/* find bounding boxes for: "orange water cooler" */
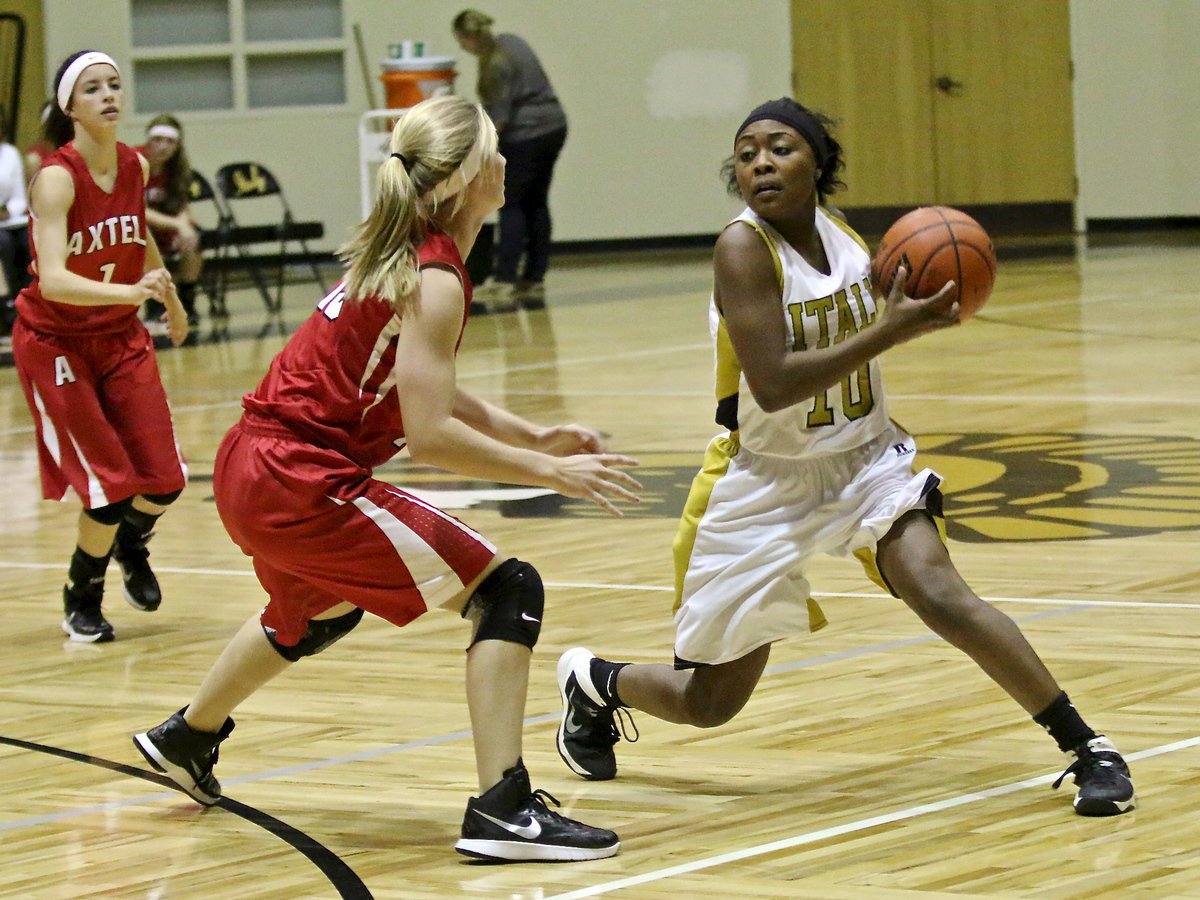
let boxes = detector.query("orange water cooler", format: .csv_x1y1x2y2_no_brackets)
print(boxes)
380,56,457,109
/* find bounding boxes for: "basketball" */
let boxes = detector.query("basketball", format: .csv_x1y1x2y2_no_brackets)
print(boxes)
870,206,998,319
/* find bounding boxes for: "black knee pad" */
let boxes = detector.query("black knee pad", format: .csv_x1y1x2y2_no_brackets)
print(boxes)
82,497,134,526
262,607,365,662
141,488,183,507
464,558,544,650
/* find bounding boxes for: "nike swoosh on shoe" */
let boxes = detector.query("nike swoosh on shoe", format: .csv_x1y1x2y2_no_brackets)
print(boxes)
474,809,543,840
563,708,585,735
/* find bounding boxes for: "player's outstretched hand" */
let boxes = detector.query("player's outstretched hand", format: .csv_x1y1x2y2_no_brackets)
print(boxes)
163,285,190,347
551,453,642,517
879,265,960,346
536,423,608,457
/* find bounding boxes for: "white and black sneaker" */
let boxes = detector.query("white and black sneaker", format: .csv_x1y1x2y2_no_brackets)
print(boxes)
456,760,620,862
133,708,235,806
1053,735,1135,816
62,587,114,643
114,522,161,612
556,647,637,781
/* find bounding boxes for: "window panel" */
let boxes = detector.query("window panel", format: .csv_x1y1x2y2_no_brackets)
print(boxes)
247,52,345,108
130,0,345,111
245,0,342,41
134,58,233,112
131,0,229,47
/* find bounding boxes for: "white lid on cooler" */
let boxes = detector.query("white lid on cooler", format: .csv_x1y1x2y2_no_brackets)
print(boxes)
380,56,456,72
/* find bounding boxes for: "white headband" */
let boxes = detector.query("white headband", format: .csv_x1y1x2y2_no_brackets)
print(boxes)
57,52,120,112
147,123,181,141
430,137,485,203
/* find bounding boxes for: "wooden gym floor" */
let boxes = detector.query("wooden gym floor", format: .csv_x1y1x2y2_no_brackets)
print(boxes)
1,233,1198,898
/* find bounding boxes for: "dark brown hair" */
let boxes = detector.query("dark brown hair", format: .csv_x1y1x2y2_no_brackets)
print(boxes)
43,49,100,149
144,114,192,216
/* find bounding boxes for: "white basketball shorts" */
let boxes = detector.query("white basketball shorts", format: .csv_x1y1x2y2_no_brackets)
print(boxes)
672,422,942,667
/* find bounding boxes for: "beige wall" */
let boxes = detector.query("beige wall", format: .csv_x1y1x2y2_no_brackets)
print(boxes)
41,0,793,249
35,0,1200,245
1070,0,1200,222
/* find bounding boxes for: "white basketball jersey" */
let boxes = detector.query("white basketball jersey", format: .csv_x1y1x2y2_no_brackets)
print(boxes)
710,206,890,458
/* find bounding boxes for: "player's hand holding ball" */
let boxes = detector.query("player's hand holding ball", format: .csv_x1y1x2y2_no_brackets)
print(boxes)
871,206,997,321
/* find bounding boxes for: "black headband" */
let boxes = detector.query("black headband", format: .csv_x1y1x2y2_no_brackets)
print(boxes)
735,99,829,167
391,151,413,172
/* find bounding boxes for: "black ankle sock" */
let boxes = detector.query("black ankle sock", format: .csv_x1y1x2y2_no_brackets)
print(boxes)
589,659,629,708
1033,691,1096,753
66,547,111,601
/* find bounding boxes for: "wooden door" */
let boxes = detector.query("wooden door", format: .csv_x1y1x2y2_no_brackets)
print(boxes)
791,0,934,208
1,0,47,151
929,0,1075,204
790,0,1075,211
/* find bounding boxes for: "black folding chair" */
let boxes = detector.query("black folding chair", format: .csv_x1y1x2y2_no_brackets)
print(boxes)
214,161,328,312
188,170,235,317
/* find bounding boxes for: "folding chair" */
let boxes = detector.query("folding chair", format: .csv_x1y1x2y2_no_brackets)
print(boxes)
214,161,328,312
188,170,235,317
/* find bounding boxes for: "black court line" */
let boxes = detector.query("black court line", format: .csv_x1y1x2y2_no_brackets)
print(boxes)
0,734,372,900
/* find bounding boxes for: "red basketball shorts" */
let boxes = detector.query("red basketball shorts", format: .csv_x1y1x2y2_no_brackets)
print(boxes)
214,419,497,646
11,317,187,507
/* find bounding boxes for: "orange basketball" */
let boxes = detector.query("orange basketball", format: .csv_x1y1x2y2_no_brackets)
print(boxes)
870,206,997,320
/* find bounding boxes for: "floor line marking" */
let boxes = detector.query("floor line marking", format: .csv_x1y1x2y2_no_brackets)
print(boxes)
546,737,1200,900
3,563,1199,609
0,601,1118,833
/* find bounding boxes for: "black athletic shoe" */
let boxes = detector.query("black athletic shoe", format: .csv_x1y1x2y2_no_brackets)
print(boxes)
456,760,620,862
133,708,235,806
556,647,637,781
1053,735,1136,816
61,588,114,643
114,523,161,612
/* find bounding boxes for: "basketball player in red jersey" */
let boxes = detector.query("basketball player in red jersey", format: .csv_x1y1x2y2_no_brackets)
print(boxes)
139,114,203,327
134,95,640,862
11,50,190,644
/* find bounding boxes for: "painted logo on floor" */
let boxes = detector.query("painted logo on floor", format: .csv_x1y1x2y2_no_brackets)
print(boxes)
305,433,1200,542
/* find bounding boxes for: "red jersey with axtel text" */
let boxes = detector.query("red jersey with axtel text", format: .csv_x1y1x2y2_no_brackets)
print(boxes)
241,230,473,471
16,142,148,335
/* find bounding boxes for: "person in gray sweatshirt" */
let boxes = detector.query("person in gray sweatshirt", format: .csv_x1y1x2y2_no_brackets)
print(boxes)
454,9,567,311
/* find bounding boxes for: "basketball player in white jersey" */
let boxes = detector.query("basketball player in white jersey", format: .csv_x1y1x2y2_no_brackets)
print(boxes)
555,97,1135,818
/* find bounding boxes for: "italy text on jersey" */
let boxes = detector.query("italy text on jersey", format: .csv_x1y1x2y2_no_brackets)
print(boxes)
785,279,878,428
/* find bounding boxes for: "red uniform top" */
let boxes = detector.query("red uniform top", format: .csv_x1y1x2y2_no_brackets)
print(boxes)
16,142,148,336
242,230,473,471
140,155,170,213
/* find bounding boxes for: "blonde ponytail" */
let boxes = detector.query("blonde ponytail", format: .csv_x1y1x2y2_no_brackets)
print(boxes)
337,95,497,316
338,157,423,309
